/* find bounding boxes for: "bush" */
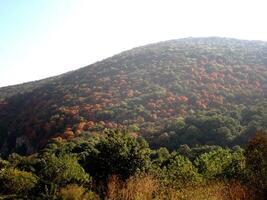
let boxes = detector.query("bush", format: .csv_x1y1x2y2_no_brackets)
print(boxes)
59,184,100,200
0,168,38,195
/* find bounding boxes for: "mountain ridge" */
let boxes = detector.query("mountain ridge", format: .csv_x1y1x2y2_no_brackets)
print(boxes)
1,37,266,93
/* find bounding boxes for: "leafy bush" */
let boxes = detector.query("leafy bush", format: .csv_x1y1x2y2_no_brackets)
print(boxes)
0,168,38,195
59,184,100,200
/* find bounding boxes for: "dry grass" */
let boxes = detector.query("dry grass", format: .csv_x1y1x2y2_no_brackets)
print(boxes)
164,181,252,200
105,174,254,200
106,174,158,200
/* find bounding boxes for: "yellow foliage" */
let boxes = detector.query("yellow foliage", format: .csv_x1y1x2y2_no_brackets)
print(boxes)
105,174,252,200
60,184,100,200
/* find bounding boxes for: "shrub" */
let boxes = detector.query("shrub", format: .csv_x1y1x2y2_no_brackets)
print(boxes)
59,184,100,200
0,168,38,195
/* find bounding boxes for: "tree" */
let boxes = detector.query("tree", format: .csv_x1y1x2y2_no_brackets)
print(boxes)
151,147,171,167
164,155,201,186
195,147,244,179
245,132,267,197
223,146,245,178
39,154,91,187
82,129,151,182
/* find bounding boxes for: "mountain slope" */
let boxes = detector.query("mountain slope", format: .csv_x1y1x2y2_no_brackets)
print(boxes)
0,37,267,155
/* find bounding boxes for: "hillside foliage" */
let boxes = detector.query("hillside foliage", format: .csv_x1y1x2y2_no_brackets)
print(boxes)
0,37,266,155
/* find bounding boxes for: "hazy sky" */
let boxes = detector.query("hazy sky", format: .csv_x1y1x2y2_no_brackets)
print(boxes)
0,0,267,87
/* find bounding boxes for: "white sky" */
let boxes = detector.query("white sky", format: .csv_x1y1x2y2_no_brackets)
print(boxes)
0,0,267,87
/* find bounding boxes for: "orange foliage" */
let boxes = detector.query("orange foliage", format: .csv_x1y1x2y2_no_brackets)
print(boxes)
127,90,134,97
85,121,95,129
167,96,176,103
178,96,188,102
76,122,86,131
64,130,75,139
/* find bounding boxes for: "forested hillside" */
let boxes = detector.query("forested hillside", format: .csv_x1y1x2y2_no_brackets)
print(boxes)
0,37,267,155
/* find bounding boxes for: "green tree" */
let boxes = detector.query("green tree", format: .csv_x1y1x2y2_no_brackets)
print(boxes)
151,147,171,168
224,146,245,178
195,147,244,179
164,155,201,186
39,154,91,187
83,129,151,182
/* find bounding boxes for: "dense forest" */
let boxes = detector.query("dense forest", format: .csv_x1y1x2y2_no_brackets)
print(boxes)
0,37,266,155
0,37,267,199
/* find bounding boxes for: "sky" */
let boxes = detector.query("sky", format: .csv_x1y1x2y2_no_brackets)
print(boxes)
0,0,267,87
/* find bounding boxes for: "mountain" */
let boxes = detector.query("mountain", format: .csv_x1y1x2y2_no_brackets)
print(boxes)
0,37,267,155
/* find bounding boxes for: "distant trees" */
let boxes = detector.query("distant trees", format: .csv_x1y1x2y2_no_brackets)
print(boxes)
153,112,244,149
184,114,241,146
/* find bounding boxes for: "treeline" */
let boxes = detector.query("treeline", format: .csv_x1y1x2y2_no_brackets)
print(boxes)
0,129,266,200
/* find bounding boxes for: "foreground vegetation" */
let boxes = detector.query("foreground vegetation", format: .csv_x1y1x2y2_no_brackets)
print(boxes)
0,130,266,200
